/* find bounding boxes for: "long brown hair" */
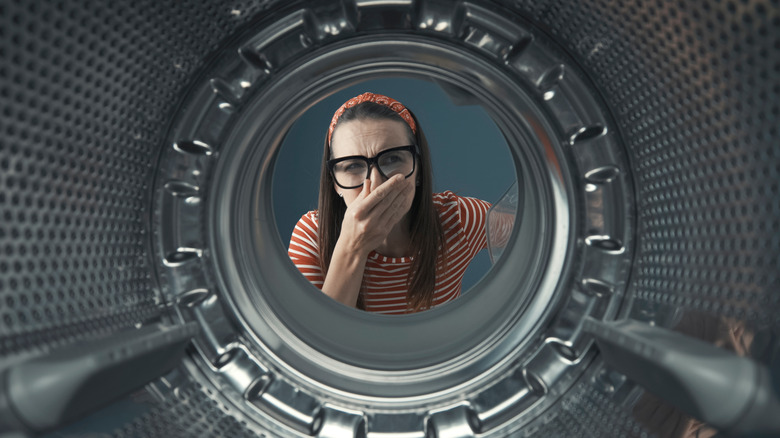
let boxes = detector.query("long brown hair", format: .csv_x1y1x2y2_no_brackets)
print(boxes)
317,101,445,312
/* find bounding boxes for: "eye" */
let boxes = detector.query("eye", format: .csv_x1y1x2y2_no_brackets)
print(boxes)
380,151,407,164
342,161,366,173
383,153,401,163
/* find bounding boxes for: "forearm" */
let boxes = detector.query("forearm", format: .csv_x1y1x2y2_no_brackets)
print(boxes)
321,239,370,307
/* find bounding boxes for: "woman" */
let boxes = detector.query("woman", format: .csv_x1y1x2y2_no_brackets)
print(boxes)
288,92,491,314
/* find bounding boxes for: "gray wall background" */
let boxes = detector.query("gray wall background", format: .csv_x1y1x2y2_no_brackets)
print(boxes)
273,78,515,291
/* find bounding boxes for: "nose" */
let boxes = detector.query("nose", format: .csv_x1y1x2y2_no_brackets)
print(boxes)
368,164,385,183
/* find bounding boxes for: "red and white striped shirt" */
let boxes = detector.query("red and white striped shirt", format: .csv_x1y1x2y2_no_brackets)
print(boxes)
288,191,491,314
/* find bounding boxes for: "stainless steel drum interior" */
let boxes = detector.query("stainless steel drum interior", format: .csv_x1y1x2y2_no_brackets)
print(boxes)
0,1,778,438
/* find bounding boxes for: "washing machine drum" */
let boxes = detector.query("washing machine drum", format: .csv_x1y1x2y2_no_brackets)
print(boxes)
1,1,779,437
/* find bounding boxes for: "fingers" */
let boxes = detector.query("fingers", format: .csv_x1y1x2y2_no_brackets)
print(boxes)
377,178,415,228
368,176,414,227
372,174,405,201
370,173,382,193
347,180,371,211
339,175,415,254
353,175,404,217
357,179,371,199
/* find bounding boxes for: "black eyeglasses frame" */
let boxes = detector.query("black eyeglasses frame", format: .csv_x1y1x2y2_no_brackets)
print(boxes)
327,145,419,189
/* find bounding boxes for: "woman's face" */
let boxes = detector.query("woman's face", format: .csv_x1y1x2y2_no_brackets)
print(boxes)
330,118,418,209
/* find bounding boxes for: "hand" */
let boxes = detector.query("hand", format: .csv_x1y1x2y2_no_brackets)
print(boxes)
338,174,415,256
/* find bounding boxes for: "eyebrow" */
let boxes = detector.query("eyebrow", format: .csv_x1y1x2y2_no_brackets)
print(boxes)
331,144,414,160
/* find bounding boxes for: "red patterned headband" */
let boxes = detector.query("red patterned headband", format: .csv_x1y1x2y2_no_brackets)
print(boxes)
327,92,417,144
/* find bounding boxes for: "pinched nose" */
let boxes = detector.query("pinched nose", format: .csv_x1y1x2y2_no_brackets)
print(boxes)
369,165,385,185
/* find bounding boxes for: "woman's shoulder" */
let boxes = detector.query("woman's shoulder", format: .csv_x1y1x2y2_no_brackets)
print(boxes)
433,191,491,222
433,190,459,206
433,191,489,209
295,210,319,228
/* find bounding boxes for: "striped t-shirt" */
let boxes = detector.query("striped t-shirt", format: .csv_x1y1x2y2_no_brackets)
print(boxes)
288,191,491,314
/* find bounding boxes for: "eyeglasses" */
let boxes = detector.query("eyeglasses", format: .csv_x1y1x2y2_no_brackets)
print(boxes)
327,145,418,189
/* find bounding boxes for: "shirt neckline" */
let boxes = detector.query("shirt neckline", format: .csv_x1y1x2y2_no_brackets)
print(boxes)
368,250,412,264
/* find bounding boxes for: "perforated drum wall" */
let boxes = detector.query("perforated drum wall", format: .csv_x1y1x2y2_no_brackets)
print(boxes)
525,0,780,326
0,0,778,437
0,0,274,360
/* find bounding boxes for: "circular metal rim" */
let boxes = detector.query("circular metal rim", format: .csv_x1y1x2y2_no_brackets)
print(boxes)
150,1,636,434
212,35,570,395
